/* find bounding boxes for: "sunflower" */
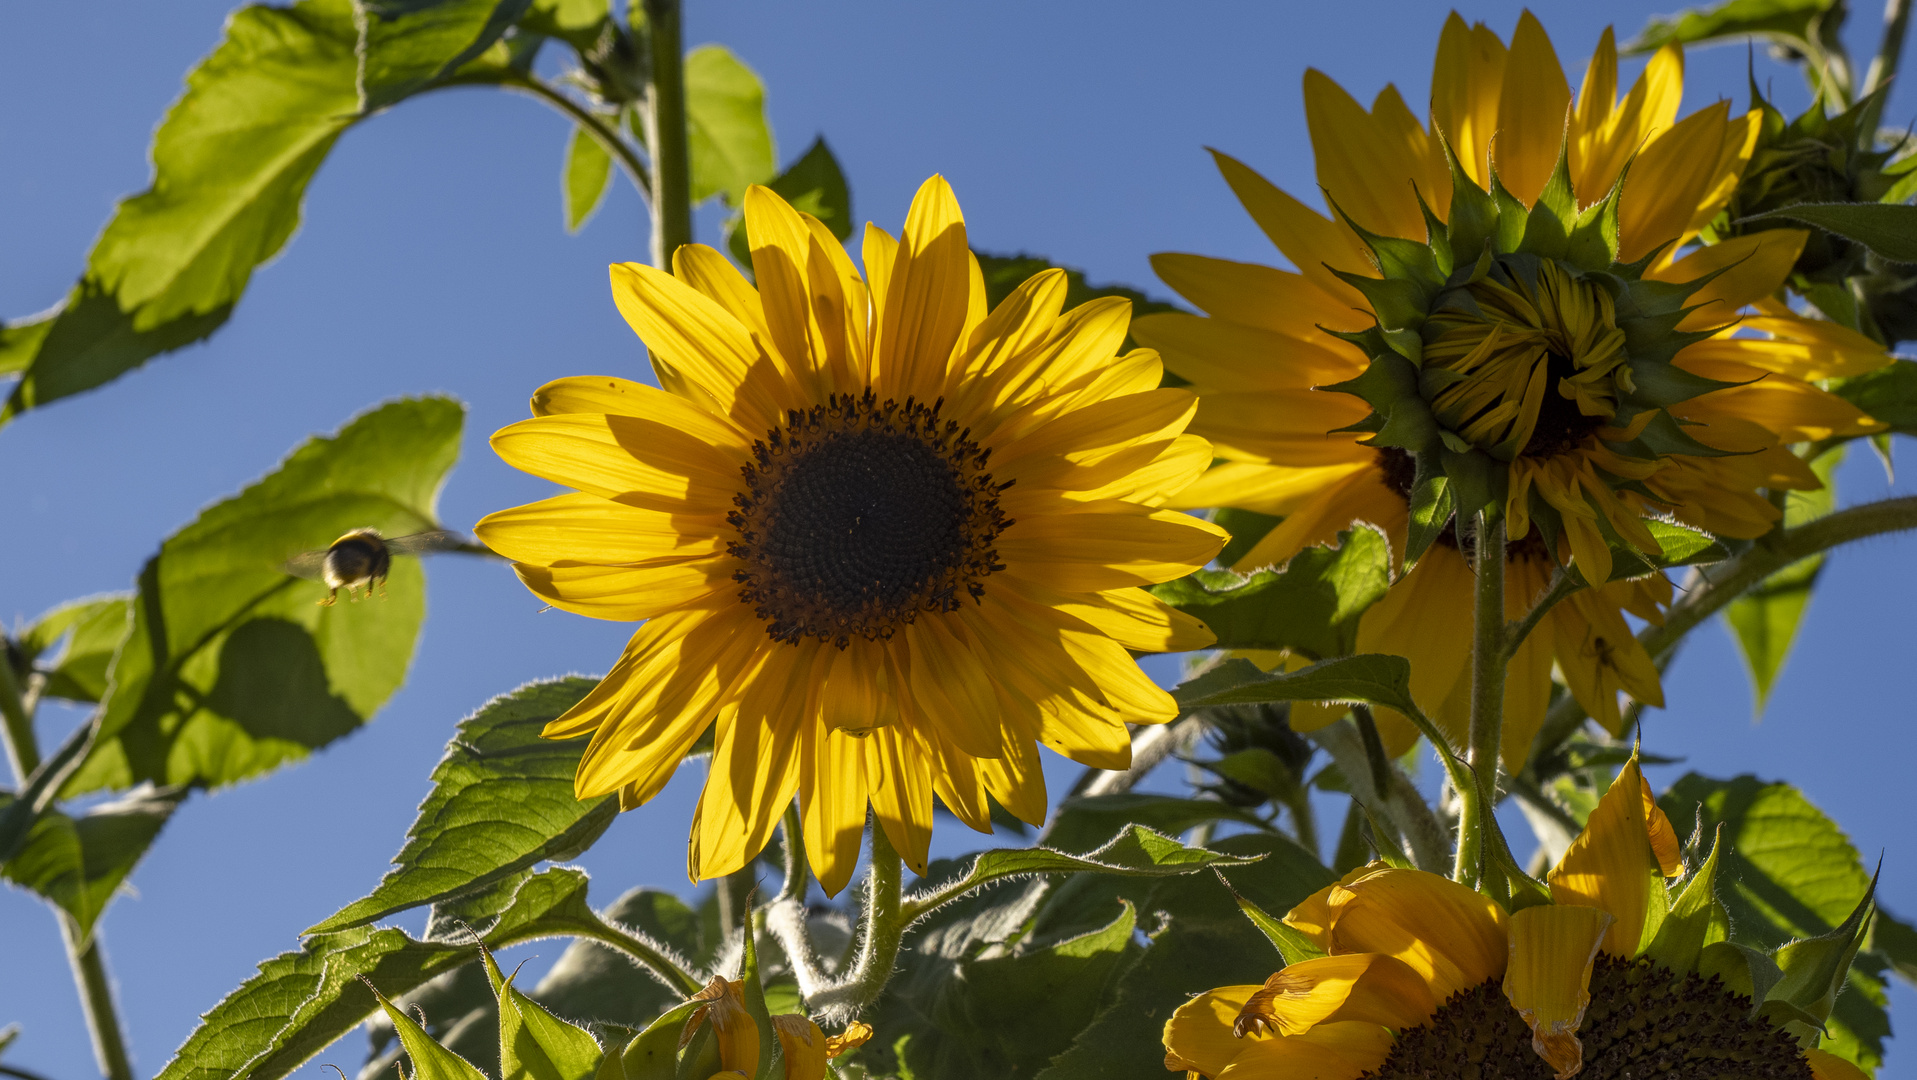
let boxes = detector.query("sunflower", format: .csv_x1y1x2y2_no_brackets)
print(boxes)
1162,756,1871,1080
682,977,873,1080
479,178,1224,894
1137,12,1886,767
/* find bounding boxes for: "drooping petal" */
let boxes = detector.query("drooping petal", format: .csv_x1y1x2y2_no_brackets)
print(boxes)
1504,904,1614,1080
1548,753,1665,956
1326,867,1510,999
1233,953,1437,1037
1164,985,1265,1078
1214,1021,1394,1080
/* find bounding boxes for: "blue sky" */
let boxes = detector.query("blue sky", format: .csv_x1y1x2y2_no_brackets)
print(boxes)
3,3,1915,1077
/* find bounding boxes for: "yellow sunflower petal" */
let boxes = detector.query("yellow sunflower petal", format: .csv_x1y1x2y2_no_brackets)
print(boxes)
1804,1047,1872,1080
672,243,775,357
1164,460,1373,517
512,558,733,622
1230,467,1402,571
1503,904,1615,1080
607,260,793,427
866,722,935,875
1654,229,1806,331
1493,11,1571,208
824,1021,874,1060
1040,584,1217,652
1641,774,1684,878
1164,985,1264,1078
1617,102,1738,263
876,175,970,403
904,618,1004,760
1150,252,1373,337
744,184,839,398
1214,1021,1394,1080
1234,953,1437,1037
1304,68,1431,240
1283,864,1386,951
999,503,1226,592
476,492,726,564
690,644,810,881
1134,311,1366,392
1431,13,1508,188
1327,867,1510,1000
772,1014,829,1080
800,720,868,898
490,410,745,513
1548,753,1664,956
1211,149,1376,308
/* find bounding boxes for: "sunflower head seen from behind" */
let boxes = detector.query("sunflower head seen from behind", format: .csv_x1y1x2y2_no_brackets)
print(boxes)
478,177,1224,895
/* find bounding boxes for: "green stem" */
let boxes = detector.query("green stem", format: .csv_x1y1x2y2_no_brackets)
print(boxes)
61,917,132,1080
641,0,692,268
506,78,653,201
0,656,40,782
778,803,808,905
766,804,833,1003
1467,515,1507,799
811,823,905,1024
1502,569,1578,666
579,919,705,997
1864,0,1915,132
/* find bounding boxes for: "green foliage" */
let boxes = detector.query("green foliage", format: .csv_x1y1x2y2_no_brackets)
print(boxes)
564,124,615,232
65,396,462,796
17,594,131,704
1726,449,1841,711
1,784,186,939
906,823,1264,917
1746,203,1917,264
1834,359,1917,436
1037,795,1271,857
1625,0,1844,58
1172,654,1420,720
309,677,613,934
684,45,775,206
1659,775,1894,1071
3,0,362,423
479,947,604,1080
154,869,606,1080
357,0,531,111
1150,526,1389,658
374,980,493,1080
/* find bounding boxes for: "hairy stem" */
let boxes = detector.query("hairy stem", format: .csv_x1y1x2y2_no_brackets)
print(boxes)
766,805,834,1003
0,656,39,782
1068,716,1203,800
641,0,692,267
809,824,905,1024
1308,721,1450,872
1468,514,1507,799
62,918,132,1080
579,919,705,997
1502,568,1578,666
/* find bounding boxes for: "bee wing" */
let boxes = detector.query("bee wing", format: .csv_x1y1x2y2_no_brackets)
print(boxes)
384,530,467,557
283,550,330,580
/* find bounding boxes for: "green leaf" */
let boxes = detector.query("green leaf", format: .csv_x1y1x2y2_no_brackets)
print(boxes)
18,594,131,704
307,677,612,934
684,45,774,206
1029,834,1333,1080
564,123,615,232
373,980,492,1080
1586,518,1732,584
1625,0,1840,55
1645,824,1729,974
362,961,501,1078
1,783,186,938
1210,869,1328,966
1658,774,1889,1071
1150,527,1389,659
1744,202,1917,264
1726,447,1840,711
1172,654,1418,719
1772,875,1876,1027
1868,906,1917,986
737,899,783,1080
356,0,532,111
1833,359,1917,437
4,1,362,422
613,998,705,1080
482,948,604,1080
725,136,853,267
155,868,605,1080
65,396,463,797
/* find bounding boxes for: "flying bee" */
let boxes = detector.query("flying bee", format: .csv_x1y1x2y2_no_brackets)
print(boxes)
284,528,466,605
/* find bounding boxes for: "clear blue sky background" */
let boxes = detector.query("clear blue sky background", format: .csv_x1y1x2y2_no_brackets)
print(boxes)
4,3,1916,1078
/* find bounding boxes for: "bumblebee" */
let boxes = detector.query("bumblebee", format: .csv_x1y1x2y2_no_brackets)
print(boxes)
285,529,464,605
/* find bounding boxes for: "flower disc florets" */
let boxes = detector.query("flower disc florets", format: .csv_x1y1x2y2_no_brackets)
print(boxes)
727,389,1010,648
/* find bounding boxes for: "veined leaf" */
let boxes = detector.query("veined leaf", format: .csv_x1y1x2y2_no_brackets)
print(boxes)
307,677,612,934
684,45,774,205
1,784,186,939
1726,448,1841,711
563,123,615,232
904,824,1262,917
1743,203,1917,264
1038,794,1272,857
480,947,603,1080
1172,654,1419,719
17,594,131,705
356,0,532,111
154,869,603,1080
65,396,463,796
1150,527,1389,659
1833,359,1917,437
4,1,362,422
1659,775,1889,1072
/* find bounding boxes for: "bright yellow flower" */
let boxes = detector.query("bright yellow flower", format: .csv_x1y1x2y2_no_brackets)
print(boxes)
1163,757,1850,1080
1138,12,1887,767
480,178,1223,893
683,978,873,1080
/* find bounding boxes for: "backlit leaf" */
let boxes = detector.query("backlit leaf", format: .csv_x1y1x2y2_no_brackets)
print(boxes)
356,0,532,111
18,595,131,705
1725,448,1840,711
0,783,186,938
1151,527,1389,659
684,45,774,205
307,677,612,934
65,396,464,796
563,124,615,232
1625,0,1840,56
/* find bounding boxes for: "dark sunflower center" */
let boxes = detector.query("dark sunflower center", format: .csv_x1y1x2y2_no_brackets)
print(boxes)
727,390,1010,648
1522,350,1609,461
1361,955,1814,1080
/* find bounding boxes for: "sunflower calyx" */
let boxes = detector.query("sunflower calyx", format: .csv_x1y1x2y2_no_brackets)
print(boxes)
1321,136,1744,570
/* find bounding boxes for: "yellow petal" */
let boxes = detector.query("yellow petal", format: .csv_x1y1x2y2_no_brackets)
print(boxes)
1283,864,1387,951
490,410,744,514
1654,229,1806,331
1164,985,1265,1078
1431,13,1508,189
998,503,1226,591
1503,904,1614,1080
512,558,732,622
1210,150,1376,310
1327,867,1510,999
477,492,726,565
1304,68,1431,240
865,722,935,875
1617,102,1737,263
876,175,970,403
1548,753,1664,956
1804,1047,1873,1080
1492,11,1571,208
1229,467,1403,572
1234,953,1436,1037
824,1021,874,1059
744,184,837,398
1641,775,1684,878
800,720,868,897
903,618,1004,760
689,643,812,881
1149,252,1373,337
690,979,762,1077
1134,311,1365,392
1163,461,1373,517
772,1013,829,1080
1041,584,1217,652
606,261,792,429
1214,1021,1393,1080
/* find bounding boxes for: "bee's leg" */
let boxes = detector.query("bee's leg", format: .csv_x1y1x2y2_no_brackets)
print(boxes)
378,579,388,600
318,589,338,607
